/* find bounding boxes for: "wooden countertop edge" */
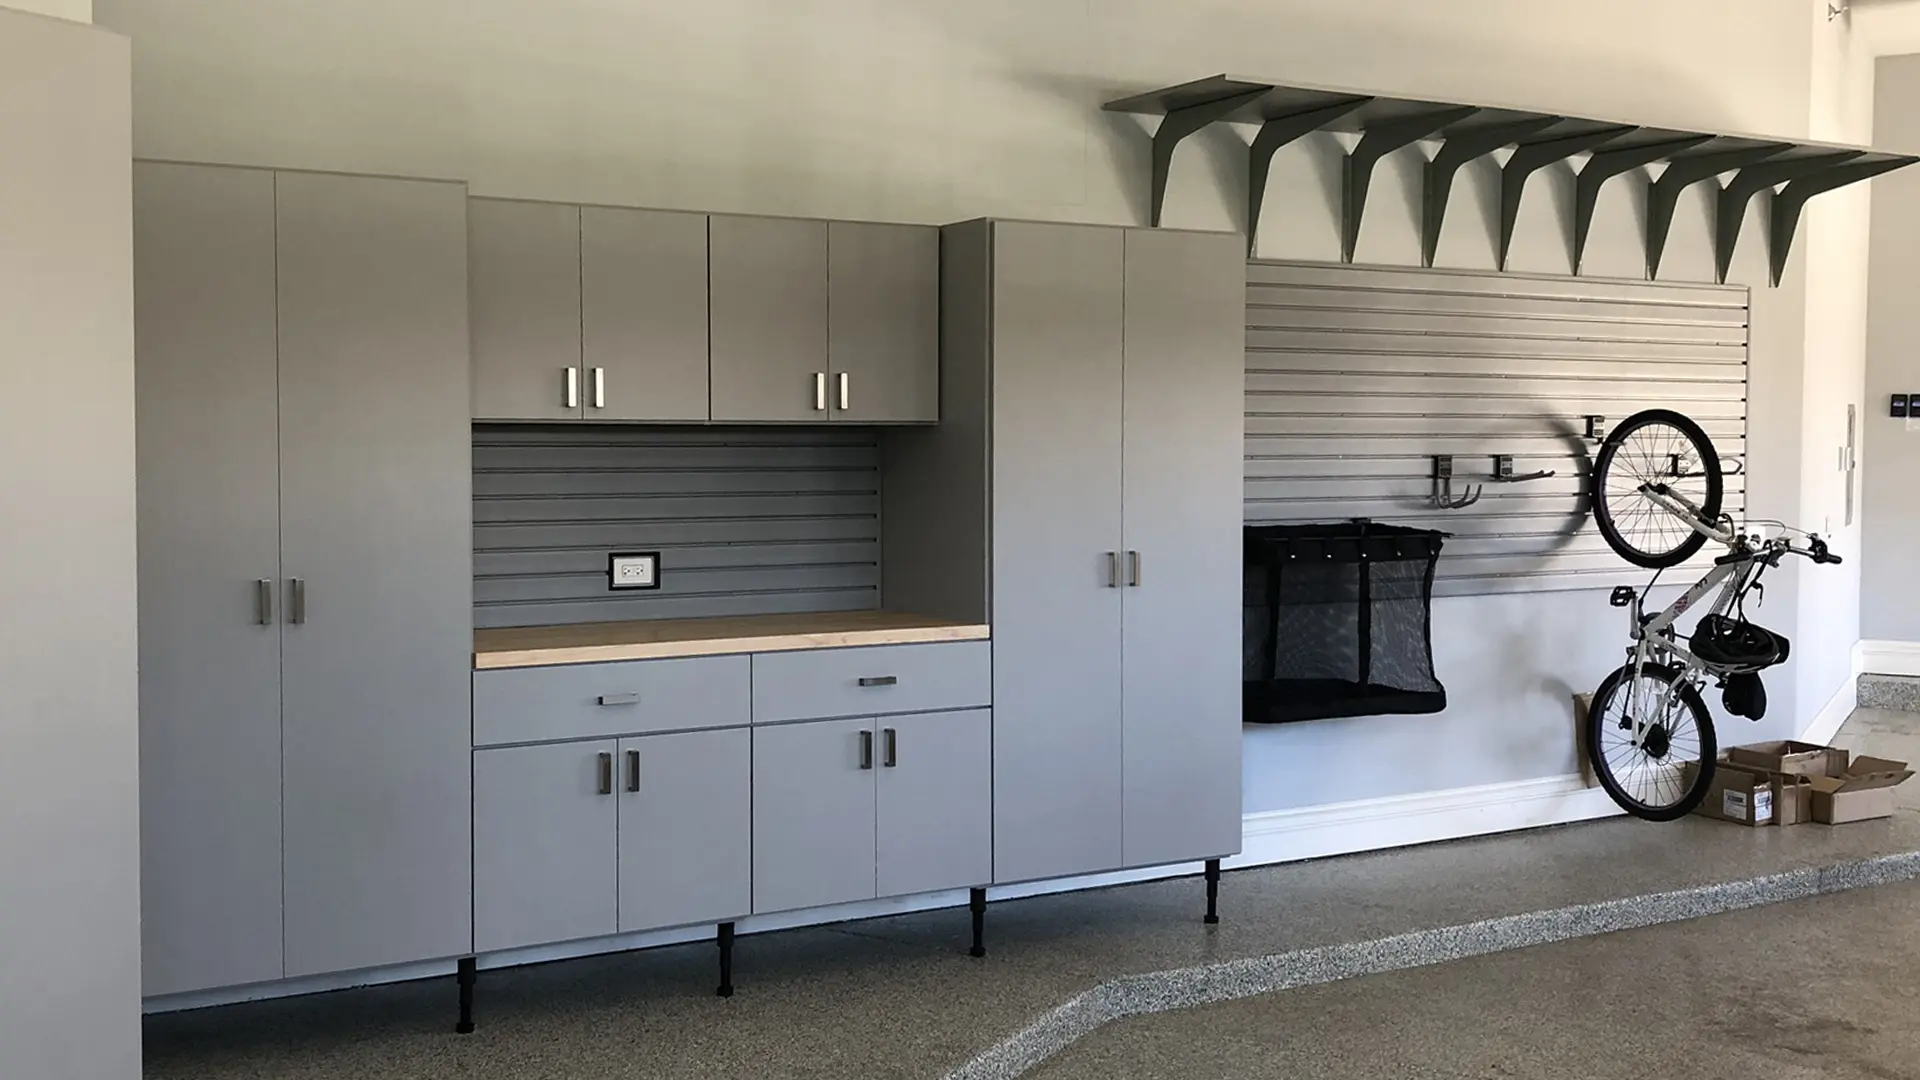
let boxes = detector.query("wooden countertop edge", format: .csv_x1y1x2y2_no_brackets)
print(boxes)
474,623,991,670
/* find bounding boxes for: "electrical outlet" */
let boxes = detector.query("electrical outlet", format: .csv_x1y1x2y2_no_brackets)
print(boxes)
608,552,660,590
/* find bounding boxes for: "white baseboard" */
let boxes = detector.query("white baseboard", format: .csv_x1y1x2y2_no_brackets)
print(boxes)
1859,639,1920,677
1231,773,1621,869
146,771,1627,1015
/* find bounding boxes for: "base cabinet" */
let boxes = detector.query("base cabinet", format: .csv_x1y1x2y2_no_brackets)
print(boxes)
753,710,992,914
475,729,753,953
618,728,752,933
474,741,619,953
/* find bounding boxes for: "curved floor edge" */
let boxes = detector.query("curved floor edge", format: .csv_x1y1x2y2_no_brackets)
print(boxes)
944,849,1920,1080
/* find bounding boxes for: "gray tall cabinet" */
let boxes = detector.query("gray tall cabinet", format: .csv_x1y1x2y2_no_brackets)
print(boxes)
136,162,473,995
940,220,1245,887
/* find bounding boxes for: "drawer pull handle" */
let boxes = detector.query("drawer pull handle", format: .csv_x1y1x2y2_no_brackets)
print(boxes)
626,749,640,793
597,692,640,706
883,727,897,768
858,676,898,688
859,730,874,770
596,752,614,796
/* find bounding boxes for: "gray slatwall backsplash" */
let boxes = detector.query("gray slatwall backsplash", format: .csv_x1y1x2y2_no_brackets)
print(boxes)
1244,261,1750,597
474,426,881,628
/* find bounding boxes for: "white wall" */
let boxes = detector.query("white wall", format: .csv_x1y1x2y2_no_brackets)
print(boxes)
0,10,138,1079
94,0,1846,815
1864,53,1920,644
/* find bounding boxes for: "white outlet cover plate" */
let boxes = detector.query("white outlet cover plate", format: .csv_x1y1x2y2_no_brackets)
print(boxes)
608,552,660,590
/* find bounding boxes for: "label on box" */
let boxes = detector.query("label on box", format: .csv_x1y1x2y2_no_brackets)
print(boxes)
1724,788,1773,822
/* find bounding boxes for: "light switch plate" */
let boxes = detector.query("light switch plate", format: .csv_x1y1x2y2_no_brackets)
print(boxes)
608,552,661,590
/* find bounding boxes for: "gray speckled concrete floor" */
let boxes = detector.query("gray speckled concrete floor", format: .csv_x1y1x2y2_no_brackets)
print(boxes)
143,710,1920,1080
1029,878,1920,1080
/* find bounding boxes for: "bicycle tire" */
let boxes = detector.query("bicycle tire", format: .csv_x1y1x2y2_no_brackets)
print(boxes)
1584,662,1717,821
1591,409,1725,569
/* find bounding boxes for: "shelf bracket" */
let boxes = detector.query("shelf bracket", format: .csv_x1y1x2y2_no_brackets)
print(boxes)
1421,116,1560,268
1767,156,1915,286
1343,106,1479,262
1572,135,1713,275
1714,151,1862,284
1499,126,1634,271
1646,143,1789,280
1246,96,1372,255
1146,86,1270,227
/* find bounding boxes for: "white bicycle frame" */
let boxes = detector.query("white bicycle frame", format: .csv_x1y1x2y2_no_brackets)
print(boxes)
1614,485,1761,749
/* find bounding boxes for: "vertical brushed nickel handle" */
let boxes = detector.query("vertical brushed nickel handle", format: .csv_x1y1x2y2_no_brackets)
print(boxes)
287,578,306,625
255,579,273,626
813,372,828,411
1106,552,1120,588
883,727,897,768
858,730,874,770
597,752,614,796
625,749,640,793
592,367,605,409
837,372,850,411
1129,550,1142,587
564,367,579,409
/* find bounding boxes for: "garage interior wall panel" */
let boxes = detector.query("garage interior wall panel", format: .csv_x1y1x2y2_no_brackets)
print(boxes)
473,426,882,627
1244,261,1749,596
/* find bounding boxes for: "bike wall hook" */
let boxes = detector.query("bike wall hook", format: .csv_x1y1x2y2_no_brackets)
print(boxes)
1431,455,1483,509
1490,454,1557,484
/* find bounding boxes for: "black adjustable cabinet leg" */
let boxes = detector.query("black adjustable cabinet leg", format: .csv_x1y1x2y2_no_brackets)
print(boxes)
1204,859,1221,925
716,922,735,998
969,887,988,958
455,956,476,1034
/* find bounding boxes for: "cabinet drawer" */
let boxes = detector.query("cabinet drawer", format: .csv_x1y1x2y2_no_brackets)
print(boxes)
751,641,990,723
474,655,751,746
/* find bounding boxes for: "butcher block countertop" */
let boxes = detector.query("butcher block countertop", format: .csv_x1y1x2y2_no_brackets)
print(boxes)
474,611,991,669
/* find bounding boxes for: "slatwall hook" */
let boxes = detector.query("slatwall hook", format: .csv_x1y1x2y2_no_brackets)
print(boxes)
1431,455,1482,510
1490,454,1556,484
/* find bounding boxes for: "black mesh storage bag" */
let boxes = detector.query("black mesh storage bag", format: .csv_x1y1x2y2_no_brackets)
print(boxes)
1243,520,1446,724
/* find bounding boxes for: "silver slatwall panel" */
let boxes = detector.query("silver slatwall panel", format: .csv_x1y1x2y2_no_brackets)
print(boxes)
1244,261,1749,597
474,426,882,628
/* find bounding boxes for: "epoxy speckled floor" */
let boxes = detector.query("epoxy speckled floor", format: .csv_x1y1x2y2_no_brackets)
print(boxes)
143,709,1920,1080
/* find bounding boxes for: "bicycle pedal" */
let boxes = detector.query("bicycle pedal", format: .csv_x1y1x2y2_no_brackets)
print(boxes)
1609,586,1635,608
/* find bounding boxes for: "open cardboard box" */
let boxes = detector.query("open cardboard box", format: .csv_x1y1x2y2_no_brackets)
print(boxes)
1808,755,1915,824
1725,740,1850,779
1685,759,1813,826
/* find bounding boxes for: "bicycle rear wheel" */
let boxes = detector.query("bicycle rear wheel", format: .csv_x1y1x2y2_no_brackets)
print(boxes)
1591,409,1724,569
1584,662,1717,821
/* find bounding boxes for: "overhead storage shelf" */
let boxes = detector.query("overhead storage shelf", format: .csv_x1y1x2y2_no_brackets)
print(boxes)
1103,75,1917,286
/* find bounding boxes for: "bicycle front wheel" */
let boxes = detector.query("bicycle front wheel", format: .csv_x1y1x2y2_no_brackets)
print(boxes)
1591,409,1724,569
1584,662,1717,821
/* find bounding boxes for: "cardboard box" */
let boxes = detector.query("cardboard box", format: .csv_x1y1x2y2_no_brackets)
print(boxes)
1725,740,1850,779
1809,755,1915,824
1686,760,1813,826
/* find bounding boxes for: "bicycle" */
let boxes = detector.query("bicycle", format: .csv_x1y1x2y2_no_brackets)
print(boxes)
1583,409,1844,821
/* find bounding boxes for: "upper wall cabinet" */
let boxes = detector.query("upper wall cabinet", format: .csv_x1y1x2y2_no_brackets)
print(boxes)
829,222,939,423
471,199,712,423
709,215,830,423
471,198,582,421
582,207,710,422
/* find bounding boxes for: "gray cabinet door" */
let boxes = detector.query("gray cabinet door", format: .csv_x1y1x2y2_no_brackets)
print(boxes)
988,222,1127,885
828,221,938,423
709,214,828,422
751,718,876,913
875,709,992,898
473,742,619,952
470,197,581,421
275,172,476,976
1120,230,1247,869
582,207,709,422
618,728,751,932
133,162,286,996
